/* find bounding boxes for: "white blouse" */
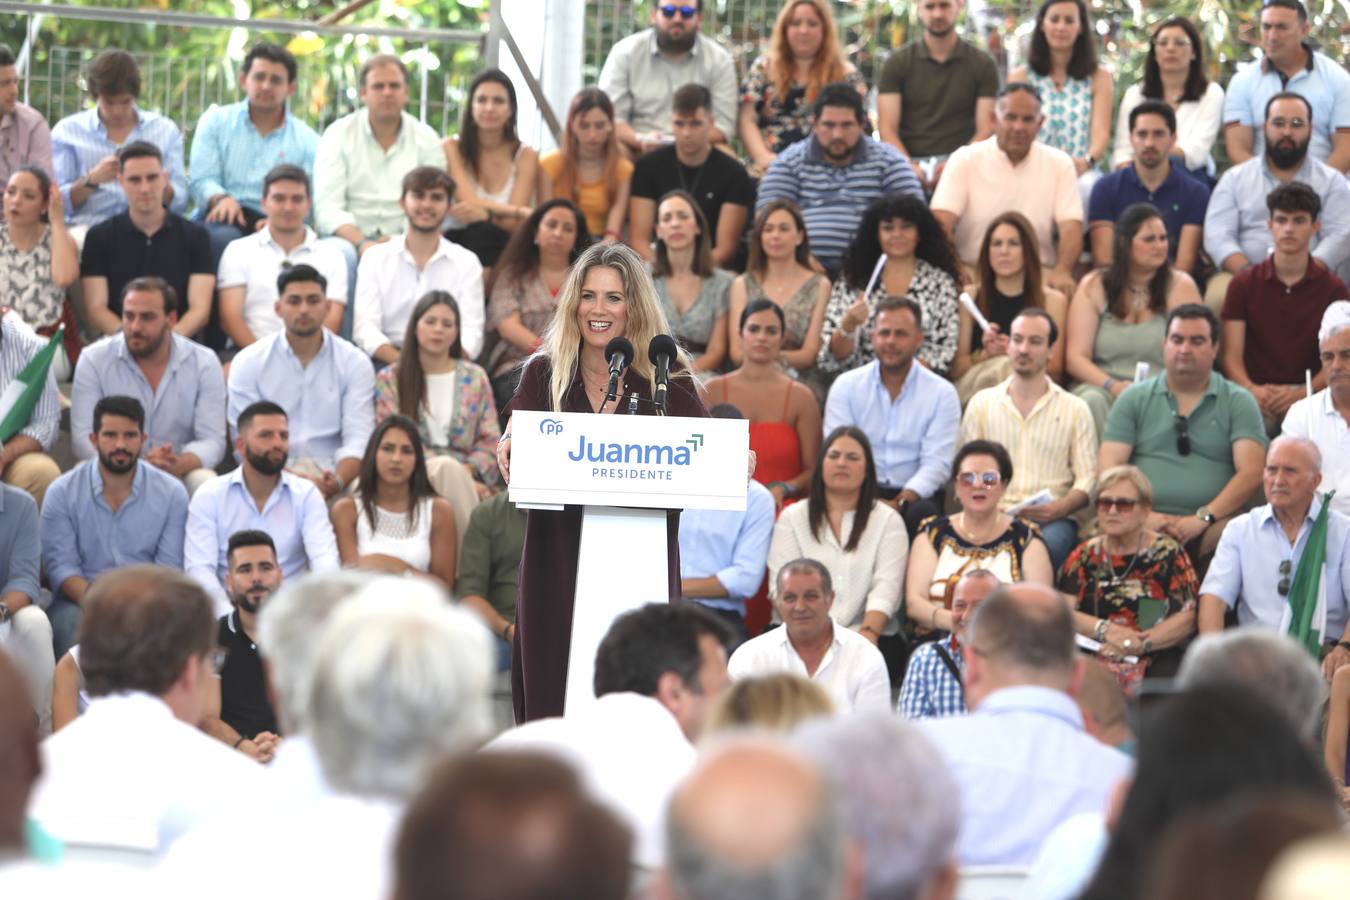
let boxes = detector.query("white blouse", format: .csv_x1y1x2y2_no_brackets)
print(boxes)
355,497,435,571
1111,81,1225,172
766,500,907,631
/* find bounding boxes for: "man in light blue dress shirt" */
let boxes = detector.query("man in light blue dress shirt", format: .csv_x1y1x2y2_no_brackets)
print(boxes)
227,264,375,501
40,395,189,657
920,582,1132,866
823,296,961,536
189,42,319,266
51,49,186,238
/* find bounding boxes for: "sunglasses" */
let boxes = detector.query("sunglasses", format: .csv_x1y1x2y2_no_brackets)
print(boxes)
1278,559,1292,597
958,471,1002,488
660,5,698,18
1096,496,1139,513
1173,412,1191,456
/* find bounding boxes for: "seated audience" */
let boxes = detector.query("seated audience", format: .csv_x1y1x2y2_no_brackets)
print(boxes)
71,276,225,494
1205,92,1350,310
767,427,906,637
876,0,998,193
80,141,213,337
0,43,52,190
728,200,829,383
951,211,1069,403
817,193,961,379
1100,304,1266,563
188,42,318,264
217,164,348,346
185,401,339,612
200,529,282,763
1110,18,1224,178
1284,302,1350,516
1090,101,1209,273
331,415,457,586
1199,436,1350,680
1060,465,1200,690
488,602,732,870
823,297,961,536
0,308,60,505
1222,0,1350,173
648,189,731,372
1222,183,1347,427
597,0,737,154
228,264,375,499
932,82,1083,294
898,568,998,720
455,490,525,672
1067,203,1201,434
536,88,632,241
26,567,263,855
41,395,188,657
0,166,76,336
483,198,590,408
0,475,52,736
354,167,485,364
442,69,538,267
706,300,822,508
906,440,1055,642
921,582,1132,866
704,673,834,736
964,309,1096,570
393,752,633,900
729,557,891,714
757,82,922,275
630,84,752,268
52,49,186,239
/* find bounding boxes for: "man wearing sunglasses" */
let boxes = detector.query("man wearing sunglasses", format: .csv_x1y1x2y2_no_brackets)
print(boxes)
598,1,737,156
1198,436,1350,682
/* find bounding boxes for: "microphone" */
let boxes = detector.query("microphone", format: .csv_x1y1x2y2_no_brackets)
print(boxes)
648,334,678,415
603,336,634,403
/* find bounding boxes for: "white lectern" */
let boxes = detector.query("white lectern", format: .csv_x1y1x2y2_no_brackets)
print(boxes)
509,410,749,714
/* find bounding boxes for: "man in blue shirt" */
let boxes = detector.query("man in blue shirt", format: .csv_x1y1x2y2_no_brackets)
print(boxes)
40,395,189,657
1088,101,1209,274
189,42,320,267
899,569,998,720
823,296,961,536
0,460,53,735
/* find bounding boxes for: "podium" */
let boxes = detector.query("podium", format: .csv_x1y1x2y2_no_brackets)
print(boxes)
509,410,749,714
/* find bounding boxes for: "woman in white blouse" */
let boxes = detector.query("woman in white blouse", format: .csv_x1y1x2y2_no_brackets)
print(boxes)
766,426,906,642
1111,18,1224,179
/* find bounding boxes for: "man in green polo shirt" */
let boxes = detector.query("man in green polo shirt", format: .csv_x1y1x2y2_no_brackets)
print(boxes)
876,0,999,193
455,491,525,671
1098,303,1267,565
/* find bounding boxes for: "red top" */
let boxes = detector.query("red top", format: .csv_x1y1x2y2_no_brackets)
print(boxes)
1222,257,1348,385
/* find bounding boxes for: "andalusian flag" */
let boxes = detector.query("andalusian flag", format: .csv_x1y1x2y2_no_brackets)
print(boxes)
1282,490,1336,659
0,327,62,443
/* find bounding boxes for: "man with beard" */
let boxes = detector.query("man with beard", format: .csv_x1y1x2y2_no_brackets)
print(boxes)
597,0,736,155
1204,92,1350,311
71,276,225,495
899,568,999,719
40,395,189,657
353,166,484,363
200,530,283,762
758,84,922,276
1088,101,1210,274
227,263,374,499
186,400,338,615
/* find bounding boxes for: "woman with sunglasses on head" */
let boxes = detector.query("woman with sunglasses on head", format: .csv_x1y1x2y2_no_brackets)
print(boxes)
905,440,1053,643
1059,465,1199,690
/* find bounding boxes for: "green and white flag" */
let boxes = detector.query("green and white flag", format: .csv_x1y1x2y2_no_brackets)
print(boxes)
1282,490,1336,659
0,327,62,444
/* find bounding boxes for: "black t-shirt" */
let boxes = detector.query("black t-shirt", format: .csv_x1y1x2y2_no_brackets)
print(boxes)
629,145,755,247
217,612,279,740
80,211,212,318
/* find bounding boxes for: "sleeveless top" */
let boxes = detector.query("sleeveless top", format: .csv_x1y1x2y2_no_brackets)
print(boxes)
717,378,801,489
654,268,733,354
744,271,824,356
912,515,1040,642
1092,308,1167,382
0,223,65,330
355,497,436,571
1026,70,1092,159
970,286,1031,351
446,144,523,230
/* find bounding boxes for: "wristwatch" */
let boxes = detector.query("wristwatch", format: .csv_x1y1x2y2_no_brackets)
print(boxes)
0,601,9,624
77,173,96,191
1196,506,1216,525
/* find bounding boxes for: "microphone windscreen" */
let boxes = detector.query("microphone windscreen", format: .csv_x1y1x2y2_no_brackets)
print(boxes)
605,336,635,365
648,334,679,362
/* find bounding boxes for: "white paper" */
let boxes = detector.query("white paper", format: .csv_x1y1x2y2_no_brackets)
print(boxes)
1006,488,1053,515
958,292,992,333
1075,633,1138,664
863,254,887,298
1133,361,1150,382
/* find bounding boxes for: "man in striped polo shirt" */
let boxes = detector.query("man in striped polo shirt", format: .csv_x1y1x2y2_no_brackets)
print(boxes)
757,82,922,276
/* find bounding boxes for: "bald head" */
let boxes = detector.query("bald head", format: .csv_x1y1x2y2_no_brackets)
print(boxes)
952,570,999,645
1076,658,1132,749
0,652,41,850
963,582,1077,707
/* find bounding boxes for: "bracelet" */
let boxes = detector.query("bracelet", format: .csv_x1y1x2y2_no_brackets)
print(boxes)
1102,376,1119,392
1094,619,1109,642
233,736,246,750
1141,636,1153,656
767,480,792,497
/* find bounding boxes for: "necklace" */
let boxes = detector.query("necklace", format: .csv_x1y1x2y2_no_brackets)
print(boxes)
1127,283,1151,311
956,512,1002,546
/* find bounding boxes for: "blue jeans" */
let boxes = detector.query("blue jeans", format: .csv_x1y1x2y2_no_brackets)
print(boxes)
1038,518,1080,575
45,593,83,661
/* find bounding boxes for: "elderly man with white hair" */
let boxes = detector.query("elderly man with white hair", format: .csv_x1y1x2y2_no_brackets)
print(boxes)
1284,301,1350,517
1199,435,1350,680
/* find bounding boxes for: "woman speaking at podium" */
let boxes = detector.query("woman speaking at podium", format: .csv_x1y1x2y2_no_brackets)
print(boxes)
497,242,707,722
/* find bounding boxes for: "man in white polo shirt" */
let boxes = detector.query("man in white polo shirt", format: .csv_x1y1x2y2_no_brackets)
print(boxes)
352,166,484,365
217,164,347,348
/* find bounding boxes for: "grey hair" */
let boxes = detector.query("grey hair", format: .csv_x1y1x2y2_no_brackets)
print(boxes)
305,577,494,800
1317,300,1350,343
255,570,377,733
793,715,959,900
1178,629,1327,742
1268,435,1323,474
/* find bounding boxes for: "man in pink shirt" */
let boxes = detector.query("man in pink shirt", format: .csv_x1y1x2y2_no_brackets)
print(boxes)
0,44,53,214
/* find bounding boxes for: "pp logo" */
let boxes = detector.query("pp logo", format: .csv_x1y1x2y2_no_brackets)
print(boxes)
539,418,565,436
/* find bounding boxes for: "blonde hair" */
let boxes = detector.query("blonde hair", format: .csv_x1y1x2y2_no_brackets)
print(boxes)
704,673,835,736
1095,465,1154,509
768,0,850,104
534,242,696,412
